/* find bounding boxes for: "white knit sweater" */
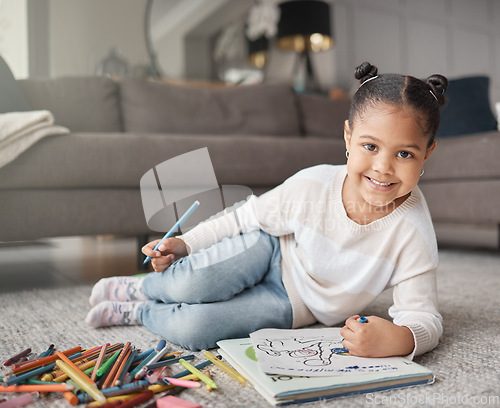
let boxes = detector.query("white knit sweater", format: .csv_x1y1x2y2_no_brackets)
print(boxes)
180,165,442,357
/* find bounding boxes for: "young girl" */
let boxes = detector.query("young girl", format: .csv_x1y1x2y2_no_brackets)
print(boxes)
86,62,448,358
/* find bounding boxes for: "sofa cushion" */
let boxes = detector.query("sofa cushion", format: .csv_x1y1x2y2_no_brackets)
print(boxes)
437,76,498,137
0,55,31,113
0,132,345,189
120,79,301,136
422,131,500,180
296,94,350,139
18,77,122,132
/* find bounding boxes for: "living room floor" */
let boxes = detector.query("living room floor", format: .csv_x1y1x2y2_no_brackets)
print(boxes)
0,236,151,293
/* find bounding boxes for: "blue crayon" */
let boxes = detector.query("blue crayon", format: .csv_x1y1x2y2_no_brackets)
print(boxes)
359,316,368,323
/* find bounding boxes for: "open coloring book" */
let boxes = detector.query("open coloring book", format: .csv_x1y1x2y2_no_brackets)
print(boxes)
249,327,409,377
217,328,434,406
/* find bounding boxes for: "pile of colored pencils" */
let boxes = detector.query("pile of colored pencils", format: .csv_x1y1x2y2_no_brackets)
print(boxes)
0,339,244,407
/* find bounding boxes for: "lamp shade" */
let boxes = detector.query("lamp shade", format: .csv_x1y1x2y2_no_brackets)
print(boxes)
247,35,269,68
277,0,333,53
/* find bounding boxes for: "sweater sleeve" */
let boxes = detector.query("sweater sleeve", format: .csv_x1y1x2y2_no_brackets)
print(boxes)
388,269,443,359
178,196,262,254
179,173,300,253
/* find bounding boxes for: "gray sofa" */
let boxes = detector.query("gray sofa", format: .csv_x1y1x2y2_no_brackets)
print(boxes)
0,77,349,244
1,76,499,250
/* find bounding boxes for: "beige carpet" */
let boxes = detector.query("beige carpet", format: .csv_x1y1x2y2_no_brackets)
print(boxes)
0,248,499,407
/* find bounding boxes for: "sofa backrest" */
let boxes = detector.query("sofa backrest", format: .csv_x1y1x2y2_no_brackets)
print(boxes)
119,79,301,136
295,94,350,139
18,77,122,132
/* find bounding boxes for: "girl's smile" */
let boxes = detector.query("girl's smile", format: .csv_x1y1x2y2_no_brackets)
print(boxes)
343,104,436,224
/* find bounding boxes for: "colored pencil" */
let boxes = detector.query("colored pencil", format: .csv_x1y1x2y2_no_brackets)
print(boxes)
178,359,217,389
3,348,31,366
91,343,108,382
55,351,95,386
203,350,247,384
104,343,131,389
0,383,75,392
11,347,82,375
55,360,106,403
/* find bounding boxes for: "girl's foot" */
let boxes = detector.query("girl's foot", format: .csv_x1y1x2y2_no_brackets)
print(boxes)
89,276,147,306
85,301,143,328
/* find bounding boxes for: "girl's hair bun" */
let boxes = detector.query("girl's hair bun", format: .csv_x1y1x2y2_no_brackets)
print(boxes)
427,74,448,106
355,62,378,84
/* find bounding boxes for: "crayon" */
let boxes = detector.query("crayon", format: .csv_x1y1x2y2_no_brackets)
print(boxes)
113,390,154,408
78,380,150,404
3,348,31,366
161,377,201,389
38,344,55,358
203,350,246,384
359,316,368,323
203,370,213,392
62,391,79,406
0,392,37,408
115,349,137,386
96,350,121,378
56,360,106,404
56,351,95,385
178,359,217,389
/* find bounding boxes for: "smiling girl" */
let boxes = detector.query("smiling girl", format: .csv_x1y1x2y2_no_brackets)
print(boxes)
87,62,448,358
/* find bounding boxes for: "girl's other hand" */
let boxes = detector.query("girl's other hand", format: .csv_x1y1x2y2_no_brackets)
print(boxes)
340,315,415,358
142,237,188,272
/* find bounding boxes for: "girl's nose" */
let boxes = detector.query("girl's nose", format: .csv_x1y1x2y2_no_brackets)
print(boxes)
372,155,394,175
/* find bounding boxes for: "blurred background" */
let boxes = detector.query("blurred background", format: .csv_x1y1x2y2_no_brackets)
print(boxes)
1,0,499,100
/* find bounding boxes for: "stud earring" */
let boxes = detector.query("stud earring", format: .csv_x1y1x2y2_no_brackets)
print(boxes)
420,168,425,177
345,150,349,159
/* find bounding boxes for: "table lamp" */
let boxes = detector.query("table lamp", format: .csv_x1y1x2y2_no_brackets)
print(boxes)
277,0,333,92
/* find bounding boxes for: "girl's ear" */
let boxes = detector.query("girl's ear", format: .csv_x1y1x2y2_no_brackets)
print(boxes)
344,120,352,151
424,141,437,162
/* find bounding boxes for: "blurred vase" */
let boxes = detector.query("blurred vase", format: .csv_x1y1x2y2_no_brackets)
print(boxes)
97,48,129,77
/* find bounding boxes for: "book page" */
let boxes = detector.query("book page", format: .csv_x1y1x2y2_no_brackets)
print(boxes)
250,328,409,377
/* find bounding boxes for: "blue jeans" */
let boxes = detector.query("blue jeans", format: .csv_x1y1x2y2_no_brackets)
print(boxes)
137,230,293,350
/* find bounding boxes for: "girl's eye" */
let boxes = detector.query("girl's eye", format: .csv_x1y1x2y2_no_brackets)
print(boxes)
363,144,377,152
397,151,413,159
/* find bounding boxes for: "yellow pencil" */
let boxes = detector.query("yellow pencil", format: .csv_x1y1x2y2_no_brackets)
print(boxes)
203,350,247,384
178,359,217,389
56,360,106,403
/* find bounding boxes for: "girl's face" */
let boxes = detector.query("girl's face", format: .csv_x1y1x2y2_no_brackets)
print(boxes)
343,104,436,221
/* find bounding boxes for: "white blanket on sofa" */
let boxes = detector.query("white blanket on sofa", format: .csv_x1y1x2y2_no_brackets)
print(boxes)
0,110,69,169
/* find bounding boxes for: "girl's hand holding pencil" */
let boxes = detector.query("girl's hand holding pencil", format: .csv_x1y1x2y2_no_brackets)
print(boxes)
142,237,188,272
142,200,199,272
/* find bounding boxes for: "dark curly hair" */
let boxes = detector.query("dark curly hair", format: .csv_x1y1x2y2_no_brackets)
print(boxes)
349,62,448,148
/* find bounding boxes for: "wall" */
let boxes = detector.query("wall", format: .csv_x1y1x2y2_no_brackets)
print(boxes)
0,0,29,78
47,0,149,77
20,0,500,106
334,0,500,102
